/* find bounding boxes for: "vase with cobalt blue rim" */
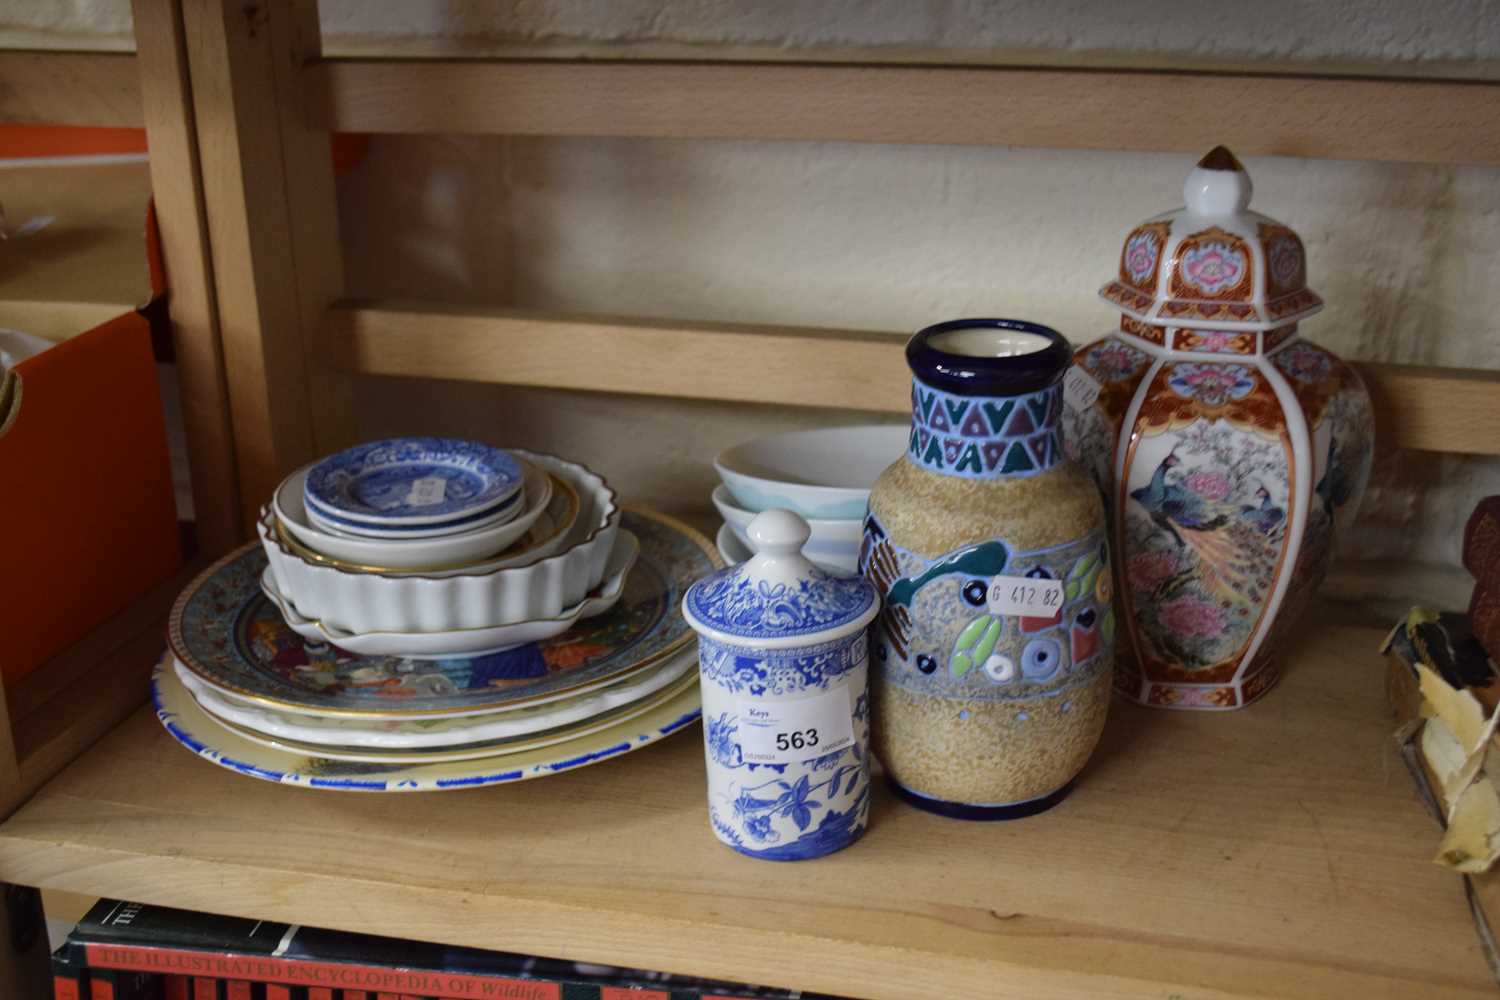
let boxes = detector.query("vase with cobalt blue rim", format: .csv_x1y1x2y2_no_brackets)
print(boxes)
862,318,1113,820
682,508,880,860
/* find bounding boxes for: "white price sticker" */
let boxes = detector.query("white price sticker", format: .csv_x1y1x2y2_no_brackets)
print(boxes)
736,685,855,766
1063,365,1101,411
987,574,1065,618
405,476,448,507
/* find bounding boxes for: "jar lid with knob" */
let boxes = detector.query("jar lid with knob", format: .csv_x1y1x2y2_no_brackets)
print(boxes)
682,508,879,650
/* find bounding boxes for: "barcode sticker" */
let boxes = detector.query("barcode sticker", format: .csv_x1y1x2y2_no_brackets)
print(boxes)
405,476,448,507
736,685,855,766
987,574,1065,617
1064,365,1101,411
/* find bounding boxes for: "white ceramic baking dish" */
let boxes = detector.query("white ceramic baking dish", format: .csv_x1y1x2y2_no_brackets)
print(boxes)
257,450,619,633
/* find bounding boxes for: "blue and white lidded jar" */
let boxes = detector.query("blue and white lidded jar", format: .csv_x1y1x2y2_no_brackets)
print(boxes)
682,509,880,861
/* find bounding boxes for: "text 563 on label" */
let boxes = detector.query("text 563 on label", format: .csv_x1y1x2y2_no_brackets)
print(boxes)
736,686,855,766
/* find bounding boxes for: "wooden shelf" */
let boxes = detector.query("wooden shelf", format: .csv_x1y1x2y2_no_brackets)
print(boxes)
330,302,1500,457
0,612,1488,999
309,58,1500,165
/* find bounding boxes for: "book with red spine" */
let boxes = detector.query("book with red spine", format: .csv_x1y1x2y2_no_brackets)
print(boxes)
192,977,222,1000
164,976,190,1000
53,943,89,1000
69,899,844,1000
87,967,162,1000
266,985,307,1000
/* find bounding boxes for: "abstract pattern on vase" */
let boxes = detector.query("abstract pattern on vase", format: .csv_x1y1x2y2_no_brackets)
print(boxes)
1119,314,1167,345
1121,415,1290,682
1119,221,1171,291
1258,222,1307,296
861,514,1113,705
1174,329,1256,355
907,377,1063,479
1262,324,1299,353
1169,227,1254,301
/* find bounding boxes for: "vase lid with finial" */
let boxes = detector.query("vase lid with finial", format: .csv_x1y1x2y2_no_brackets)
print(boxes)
1098,146,1323,332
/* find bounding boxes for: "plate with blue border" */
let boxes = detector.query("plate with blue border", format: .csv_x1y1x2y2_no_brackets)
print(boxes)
153,655,701,792
304,437,525,528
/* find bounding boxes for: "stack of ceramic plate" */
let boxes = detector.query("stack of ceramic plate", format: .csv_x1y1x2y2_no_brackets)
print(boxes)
157,507,721,791
260,443,634,658
712,425,907,575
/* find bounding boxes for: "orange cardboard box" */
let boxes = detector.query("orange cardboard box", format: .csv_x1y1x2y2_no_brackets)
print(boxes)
0,311,180,686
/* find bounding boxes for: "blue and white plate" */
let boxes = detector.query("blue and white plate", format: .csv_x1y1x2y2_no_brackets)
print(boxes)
303,437,525,529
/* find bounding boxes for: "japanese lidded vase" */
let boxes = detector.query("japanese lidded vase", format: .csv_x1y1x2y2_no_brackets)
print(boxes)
682,509,879,860
1063,146,1374,711
862,319,1113,819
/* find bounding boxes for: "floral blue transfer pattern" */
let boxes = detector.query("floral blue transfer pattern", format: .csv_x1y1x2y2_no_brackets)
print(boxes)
697,629,871,861
684,565,875,641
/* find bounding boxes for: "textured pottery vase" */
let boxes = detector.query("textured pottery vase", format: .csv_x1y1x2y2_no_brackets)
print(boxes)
1063,147,1374,711
862,319,1113,819
683,509,880,860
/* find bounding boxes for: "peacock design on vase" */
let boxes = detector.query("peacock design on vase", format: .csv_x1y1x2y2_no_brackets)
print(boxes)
1062,146,1374,710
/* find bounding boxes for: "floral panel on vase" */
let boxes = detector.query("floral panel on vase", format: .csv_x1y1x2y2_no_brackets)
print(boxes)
1120,361,1291,707
1063,146,1373,710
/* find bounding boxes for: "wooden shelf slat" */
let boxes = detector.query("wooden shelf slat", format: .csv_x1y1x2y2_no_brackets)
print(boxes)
0,617,1489,998
309,58,1500,165
328,301,1500,457
0,51,142,127
2,560,204,817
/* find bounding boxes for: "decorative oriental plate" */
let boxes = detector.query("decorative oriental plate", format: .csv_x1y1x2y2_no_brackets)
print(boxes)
173,645,697,749
153,657,701,791
170,509,718,718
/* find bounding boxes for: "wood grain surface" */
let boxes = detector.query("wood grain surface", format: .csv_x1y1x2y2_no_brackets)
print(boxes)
309,59,1500,166
0,619,1488,999
329,302,1500,457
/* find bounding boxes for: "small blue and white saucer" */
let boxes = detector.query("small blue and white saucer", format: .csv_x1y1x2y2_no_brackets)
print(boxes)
303,437,524,530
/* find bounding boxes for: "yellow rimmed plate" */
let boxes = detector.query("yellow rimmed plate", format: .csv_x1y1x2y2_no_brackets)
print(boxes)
153,655,701,791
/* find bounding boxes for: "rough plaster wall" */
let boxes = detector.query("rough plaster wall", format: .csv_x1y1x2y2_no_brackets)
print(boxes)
11,0,1500,564
340,136,1500,565
8,1,1500,73
314,0,1498,60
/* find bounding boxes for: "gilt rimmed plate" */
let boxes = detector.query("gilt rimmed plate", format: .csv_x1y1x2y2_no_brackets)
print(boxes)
174,644,697,749
188,663,699,763
154,657,701,791
304,437,524,528
171,509,718,718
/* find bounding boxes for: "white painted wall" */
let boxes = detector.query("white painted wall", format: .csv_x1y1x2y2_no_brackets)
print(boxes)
9,1,1500,566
